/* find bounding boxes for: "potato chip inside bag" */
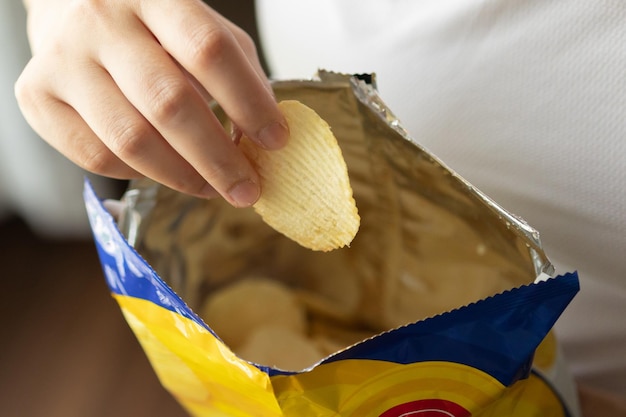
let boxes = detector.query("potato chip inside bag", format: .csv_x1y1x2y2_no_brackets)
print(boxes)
84,71,582,417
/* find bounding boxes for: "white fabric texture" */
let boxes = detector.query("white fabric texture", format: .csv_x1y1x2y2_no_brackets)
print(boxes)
257,0,626,397
0,2,112,237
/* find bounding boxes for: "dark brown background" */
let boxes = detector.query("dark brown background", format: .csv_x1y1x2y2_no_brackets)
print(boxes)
1,1,625,416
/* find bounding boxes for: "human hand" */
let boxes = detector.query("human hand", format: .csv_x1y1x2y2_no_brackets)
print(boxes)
15,0,288,207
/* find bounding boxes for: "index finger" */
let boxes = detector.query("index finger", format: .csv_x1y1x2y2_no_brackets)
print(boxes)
138,0,289,150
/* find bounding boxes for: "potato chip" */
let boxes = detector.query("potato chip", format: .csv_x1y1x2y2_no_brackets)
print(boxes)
235,325,324,371
199,277,307,349
239,100,360,251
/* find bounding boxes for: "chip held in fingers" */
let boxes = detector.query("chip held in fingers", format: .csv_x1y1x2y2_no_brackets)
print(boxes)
239,100,360,251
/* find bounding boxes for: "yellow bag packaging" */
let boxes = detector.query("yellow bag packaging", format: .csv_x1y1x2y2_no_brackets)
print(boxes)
85,71,580,416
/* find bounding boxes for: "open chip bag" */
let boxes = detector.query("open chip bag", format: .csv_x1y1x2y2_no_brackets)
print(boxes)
84,71,581,417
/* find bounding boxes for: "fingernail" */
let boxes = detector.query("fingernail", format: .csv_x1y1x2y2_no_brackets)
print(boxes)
256,120,289,150
227,179,260,207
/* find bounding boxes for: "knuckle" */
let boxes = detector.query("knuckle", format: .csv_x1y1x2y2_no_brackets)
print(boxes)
69,0,102,12
68,0,111,24
107,119,152,160
14,68,42,112
79,146,120,175
203,156,235,180
203,156,253,190
173,175,211,196
62,0,129,46
233,28,257,56
14,69,56,123
14,74,33,109
144,76,191,123
187,24,234,65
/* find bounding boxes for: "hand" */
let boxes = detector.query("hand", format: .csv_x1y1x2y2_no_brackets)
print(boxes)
15,0,288,207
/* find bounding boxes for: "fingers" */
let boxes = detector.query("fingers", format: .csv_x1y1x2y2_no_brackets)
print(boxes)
92,17,259,206
15,63,139,180
16,0,287,207
139,0,289,150
55,61,224,200
217,15,273,94
16,53,223,200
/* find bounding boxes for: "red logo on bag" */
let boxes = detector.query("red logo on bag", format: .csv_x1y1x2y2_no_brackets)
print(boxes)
379,399,471,417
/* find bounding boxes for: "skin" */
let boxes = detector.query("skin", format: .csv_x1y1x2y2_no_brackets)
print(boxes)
15,0,289,207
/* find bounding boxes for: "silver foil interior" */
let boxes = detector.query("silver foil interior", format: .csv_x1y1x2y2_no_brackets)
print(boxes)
117,71,553,334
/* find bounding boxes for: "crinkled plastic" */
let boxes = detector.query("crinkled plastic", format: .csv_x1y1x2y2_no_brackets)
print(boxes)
85,71,581,416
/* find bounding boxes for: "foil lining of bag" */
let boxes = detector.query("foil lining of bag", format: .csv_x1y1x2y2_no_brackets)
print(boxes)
116,70,554,334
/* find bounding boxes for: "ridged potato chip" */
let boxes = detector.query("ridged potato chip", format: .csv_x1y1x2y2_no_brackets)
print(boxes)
235,325,324,371
239,100,360,251
199,277,307,349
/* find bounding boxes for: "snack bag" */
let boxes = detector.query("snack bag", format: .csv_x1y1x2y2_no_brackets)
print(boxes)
85,71,581,416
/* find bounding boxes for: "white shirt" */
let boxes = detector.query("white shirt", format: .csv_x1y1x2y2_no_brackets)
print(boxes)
257,0,626,397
